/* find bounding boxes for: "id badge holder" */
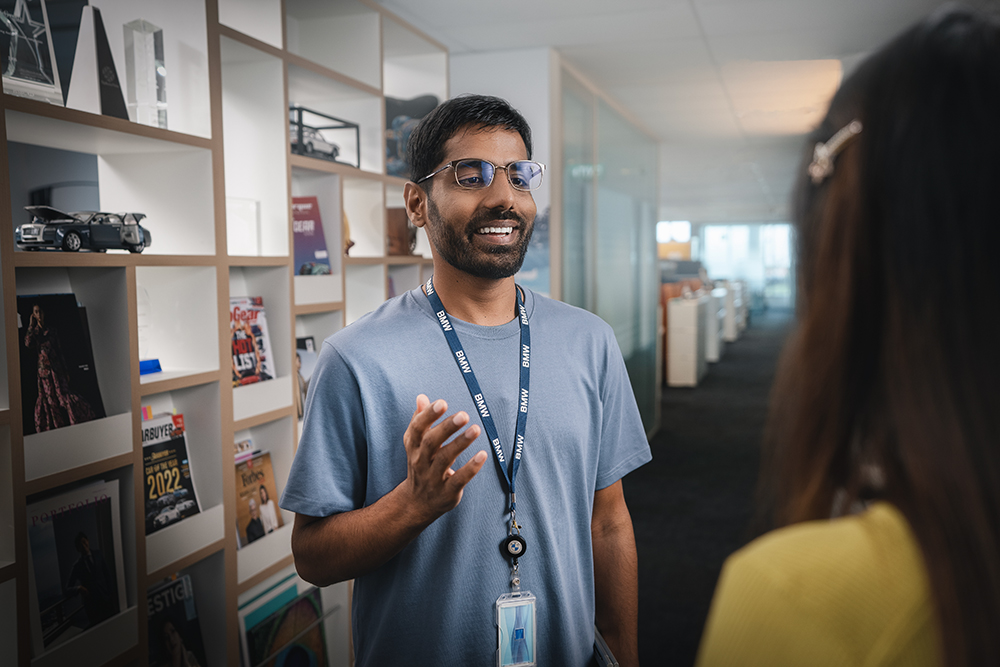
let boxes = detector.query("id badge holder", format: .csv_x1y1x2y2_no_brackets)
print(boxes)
496,591,536,667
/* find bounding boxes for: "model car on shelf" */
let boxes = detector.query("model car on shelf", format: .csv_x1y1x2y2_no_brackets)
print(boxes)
15,206,152,253
289,105,361,168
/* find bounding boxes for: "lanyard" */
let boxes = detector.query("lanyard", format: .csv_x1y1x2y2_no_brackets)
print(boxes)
423,278,530,512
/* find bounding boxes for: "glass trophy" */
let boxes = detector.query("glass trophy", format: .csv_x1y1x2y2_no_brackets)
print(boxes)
123,18,167,128
0,0,64,105
136,285,162,375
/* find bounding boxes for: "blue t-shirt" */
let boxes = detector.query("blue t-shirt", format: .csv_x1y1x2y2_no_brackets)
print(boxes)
281,286,651,666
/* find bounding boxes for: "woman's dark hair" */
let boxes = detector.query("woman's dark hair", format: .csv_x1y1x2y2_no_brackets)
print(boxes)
406,94,532,189
760,7,1000,665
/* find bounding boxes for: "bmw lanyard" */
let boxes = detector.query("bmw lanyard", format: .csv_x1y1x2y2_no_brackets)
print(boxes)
424,277,531,579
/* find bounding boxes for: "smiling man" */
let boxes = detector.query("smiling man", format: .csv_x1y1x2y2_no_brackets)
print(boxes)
281,95,650,666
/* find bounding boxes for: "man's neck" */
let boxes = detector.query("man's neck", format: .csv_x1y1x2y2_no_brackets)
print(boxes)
429,260,519,327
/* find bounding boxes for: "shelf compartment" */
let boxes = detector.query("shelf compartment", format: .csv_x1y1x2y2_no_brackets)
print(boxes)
287,63,384,175
382,16,448,103
0,578,14,667
141,381,224,574
6,114,216,256
220,37,289,258
30,606,138,667
61,0,212,137
0,426,12,566
291,168,344,305
230,266,293,421
148,549,228,667
235,415,295,584
285,0,381,91
295,310,343,348
136,266,221,386
344,263,385,325
342,178,385,257
388,263,421,298
219,0,284,50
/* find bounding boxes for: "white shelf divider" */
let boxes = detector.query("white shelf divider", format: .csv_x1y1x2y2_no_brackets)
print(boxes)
146,503,225,575
30,606,137,667
24,413,133,482
233,375,293,422
219,0,284,48
237,522,293,584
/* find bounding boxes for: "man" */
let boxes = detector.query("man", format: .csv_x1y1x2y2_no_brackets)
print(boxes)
281,95,650,665
245,498,265,544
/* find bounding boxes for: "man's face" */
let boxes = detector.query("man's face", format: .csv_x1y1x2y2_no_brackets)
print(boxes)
419,127,537,280
249,499,259,519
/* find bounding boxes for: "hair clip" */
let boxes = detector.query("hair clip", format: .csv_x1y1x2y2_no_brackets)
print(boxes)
808,120,863,184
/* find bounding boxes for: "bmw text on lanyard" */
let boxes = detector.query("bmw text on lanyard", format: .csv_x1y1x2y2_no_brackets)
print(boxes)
424,277,530,589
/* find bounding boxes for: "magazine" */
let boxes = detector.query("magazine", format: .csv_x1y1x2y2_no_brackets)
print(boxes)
234,438,258,465
231,296,275,387
235,452,283,548
147,575,209,667
17,293,106,436
294,337,319,420
292,196,331,275
142,413,201,535
26,478,126,655
243,587,326,667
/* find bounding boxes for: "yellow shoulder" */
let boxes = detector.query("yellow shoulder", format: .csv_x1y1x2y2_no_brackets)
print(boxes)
696,502,939,667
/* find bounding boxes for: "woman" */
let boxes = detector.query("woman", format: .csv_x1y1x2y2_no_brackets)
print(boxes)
24,303,95,432
697,8,1000,666
258,484,279,534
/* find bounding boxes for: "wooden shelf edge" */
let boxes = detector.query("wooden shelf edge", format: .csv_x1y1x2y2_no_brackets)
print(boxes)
104,643,142,667
290,153,386,181
25,452,133,497
3,94,213,149
386,255,430,265
284,51,382,99
145,538,226,586
294,301,345,315
227,256,292,267
237,554,296,596
0,408,9,426
0,561,17,583
12,252,222,268
233,405,296,432
218,24,286,61
139,370,222,397
344,256,387,266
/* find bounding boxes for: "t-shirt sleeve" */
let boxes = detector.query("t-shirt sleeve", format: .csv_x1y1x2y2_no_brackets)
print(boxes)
595,329,652,489
279,341,368,517
695,552,853,667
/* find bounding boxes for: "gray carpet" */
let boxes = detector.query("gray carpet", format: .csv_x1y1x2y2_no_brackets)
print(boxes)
624,310,794,666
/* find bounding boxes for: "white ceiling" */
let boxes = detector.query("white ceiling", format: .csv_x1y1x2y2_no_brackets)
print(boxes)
375,0,963,224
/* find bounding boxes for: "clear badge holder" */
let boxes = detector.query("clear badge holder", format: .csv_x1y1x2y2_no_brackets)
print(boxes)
496,589,536,667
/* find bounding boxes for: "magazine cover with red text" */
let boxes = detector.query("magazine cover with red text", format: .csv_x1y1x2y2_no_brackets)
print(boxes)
231,296,274,387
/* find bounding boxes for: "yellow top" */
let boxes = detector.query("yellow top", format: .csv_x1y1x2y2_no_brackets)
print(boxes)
696,502,941,667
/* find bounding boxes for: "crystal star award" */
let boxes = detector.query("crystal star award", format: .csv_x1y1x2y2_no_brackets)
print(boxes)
123,18,167,128
0,0,64,105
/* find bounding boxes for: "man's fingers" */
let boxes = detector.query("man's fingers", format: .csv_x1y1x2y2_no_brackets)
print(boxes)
433,423,480,474
404,397,447,450
448,450,488,489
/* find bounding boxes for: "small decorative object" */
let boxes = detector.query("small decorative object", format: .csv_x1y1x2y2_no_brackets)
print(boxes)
292,196,331,275
0,0,64,105
289,105,360,168
65,5,128,119
136,284,162,375
386,208,416,256
15,206,151,252
123,18,167,128
385,95,438,178
343,210,355,256
226,197,261,256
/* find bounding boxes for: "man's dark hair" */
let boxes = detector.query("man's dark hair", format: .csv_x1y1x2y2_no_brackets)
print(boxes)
406,95,532,187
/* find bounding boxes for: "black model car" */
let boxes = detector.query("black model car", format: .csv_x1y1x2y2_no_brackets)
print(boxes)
15,206,152,253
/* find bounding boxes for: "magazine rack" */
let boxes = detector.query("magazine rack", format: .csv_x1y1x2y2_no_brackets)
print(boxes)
0,0,443,664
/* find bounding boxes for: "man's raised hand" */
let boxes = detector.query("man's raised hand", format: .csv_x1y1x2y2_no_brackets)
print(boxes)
401,394,487,526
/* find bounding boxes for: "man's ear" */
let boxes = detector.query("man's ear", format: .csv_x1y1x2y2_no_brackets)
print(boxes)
404,182,429,228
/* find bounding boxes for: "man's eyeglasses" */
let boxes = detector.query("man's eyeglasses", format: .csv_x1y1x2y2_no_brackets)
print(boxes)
416,159,546,192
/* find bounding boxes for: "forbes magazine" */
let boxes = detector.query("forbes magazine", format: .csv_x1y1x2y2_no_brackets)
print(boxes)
26,478,127,655
235,452,283,548
143,413,201,534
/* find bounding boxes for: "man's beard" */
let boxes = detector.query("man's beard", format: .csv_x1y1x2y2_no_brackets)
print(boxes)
426,198,534,280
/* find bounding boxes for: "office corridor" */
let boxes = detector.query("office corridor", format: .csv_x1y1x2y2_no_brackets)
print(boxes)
625,311,795,666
